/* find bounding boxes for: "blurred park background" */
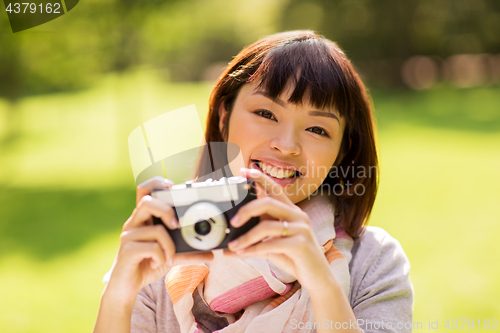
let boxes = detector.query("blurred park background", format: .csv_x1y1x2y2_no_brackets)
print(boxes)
1,0,499,332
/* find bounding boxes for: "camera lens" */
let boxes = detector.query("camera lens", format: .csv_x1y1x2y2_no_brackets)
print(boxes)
181,202,227,250
194,220,211,236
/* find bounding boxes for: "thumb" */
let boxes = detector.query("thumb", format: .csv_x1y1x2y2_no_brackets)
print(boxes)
136,176,174,204
255,181,270,200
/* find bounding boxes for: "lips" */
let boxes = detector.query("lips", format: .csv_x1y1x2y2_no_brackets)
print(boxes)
251,159,303,179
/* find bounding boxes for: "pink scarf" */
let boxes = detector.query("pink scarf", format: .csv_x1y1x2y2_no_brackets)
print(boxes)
165,191,354,333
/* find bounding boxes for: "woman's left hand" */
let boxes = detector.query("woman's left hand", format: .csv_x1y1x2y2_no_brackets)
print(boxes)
224,167,336,291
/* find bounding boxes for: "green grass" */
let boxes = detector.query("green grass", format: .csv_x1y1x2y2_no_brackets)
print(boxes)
370,87,500,327
0,70,499,332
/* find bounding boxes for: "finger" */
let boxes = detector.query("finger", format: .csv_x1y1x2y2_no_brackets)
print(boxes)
233,235,299,257
227,219,297,251
137,176,174,204
120,225,176,263
240,168,293,204
171,251,214,266
222,249,237,257
122,241,167,269
124,195,178,231
230,196,304,228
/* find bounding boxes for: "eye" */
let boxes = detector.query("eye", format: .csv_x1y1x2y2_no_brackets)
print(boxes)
254,109,277,121
307,126,330,137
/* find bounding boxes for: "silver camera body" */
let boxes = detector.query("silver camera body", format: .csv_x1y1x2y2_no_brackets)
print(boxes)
151,176,259,253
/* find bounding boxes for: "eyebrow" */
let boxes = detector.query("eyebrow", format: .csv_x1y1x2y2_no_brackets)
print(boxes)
252,91,286,107
308,110,339,122
252,90,340,123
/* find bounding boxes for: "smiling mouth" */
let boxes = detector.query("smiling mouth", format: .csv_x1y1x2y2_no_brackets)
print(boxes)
251,160,302,179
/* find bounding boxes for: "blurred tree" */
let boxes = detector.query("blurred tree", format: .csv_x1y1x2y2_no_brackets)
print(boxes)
279,0,500,86
137,0,280,81
1,0,499,101
0,17,24,143
0,0,282,98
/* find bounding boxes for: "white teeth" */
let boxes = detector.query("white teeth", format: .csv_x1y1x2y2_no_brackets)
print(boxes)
277,168,284,178
258,161,295,179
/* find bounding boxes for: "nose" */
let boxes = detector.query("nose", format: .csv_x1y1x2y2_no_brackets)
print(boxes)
269,124,301,156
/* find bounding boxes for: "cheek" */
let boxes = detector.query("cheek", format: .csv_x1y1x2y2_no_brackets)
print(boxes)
226,112,264,172
227,112,266,148
303,144,340,182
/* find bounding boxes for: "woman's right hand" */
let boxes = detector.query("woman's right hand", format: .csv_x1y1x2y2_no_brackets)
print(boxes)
104,176,214,303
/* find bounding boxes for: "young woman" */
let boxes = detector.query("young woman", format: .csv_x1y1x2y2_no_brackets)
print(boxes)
94,31,413,333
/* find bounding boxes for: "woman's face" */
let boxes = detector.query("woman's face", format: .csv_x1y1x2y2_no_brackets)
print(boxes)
221,80,346,204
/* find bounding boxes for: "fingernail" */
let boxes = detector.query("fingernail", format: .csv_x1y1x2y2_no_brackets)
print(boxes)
139,176,171,189
249,168,260,176
236,249,245,255
138,179,150,188
228,239,238,249
230,214,239,227
168,258,174,266
172,219,179,228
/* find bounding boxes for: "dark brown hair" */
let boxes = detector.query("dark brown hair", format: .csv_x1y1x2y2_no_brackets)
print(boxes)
196,30,379,239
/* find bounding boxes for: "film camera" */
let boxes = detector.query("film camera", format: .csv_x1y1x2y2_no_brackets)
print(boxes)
151,176,259,253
